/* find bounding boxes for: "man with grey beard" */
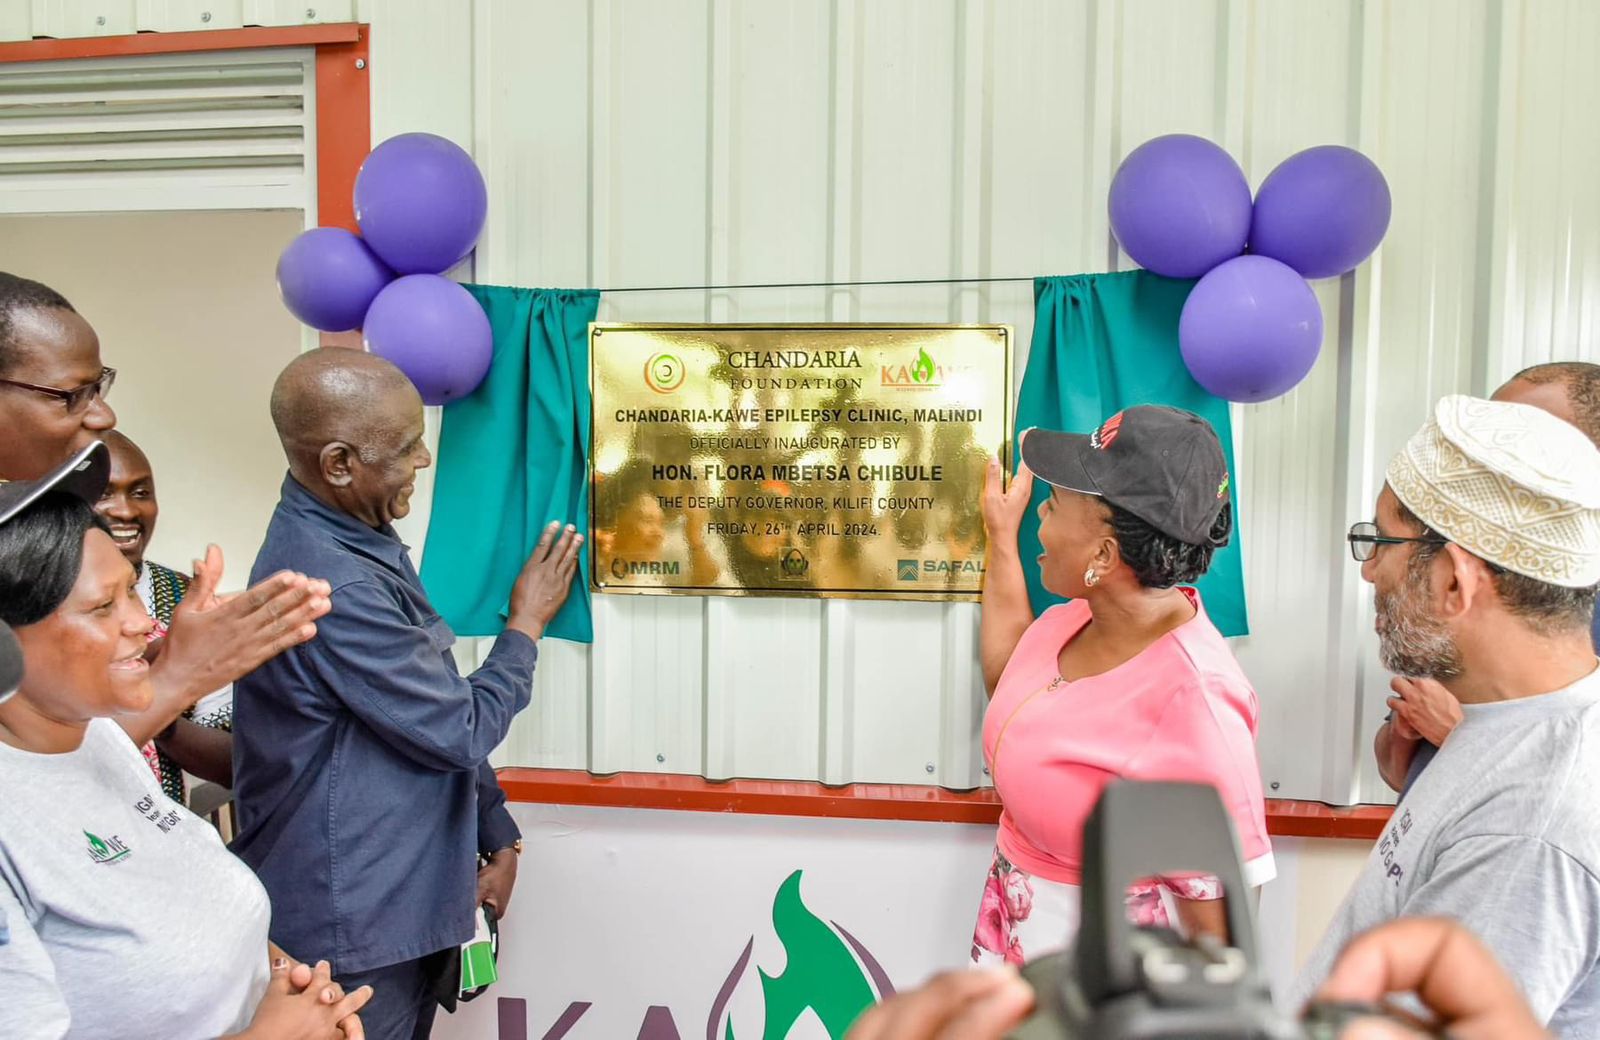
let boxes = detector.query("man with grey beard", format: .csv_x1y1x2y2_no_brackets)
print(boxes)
1375,361,1600,795
1291,395,1600,1035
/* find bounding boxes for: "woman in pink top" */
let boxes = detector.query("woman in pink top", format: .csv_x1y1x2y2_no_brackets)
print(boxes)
970,406,1272,967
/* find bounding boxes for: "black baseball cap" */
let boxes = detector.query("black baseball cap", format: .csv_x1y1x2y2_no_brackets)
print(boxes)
1020,406,1231,546
0,440,111,525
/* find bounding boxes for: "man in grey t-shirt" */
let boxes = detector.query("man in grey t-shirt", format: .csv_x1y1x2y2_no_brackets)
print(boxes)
1297,395,1600,1036
1375,362,1600,798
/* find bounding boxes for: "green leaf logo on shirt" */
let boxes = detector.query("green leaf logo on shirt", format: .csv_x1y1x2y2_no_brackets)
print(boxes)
85,830,131,865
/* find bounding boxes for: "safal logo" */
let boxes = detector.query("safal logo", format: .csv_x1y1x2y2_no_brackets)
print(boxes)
896,560,919,581
644,352,686,394
85,830,131,866
922,558,984,576
710,871,894,1039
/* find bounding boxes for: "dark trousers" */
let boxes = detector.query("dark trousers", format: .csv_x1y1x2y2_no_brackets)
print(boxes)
339,949,453,1040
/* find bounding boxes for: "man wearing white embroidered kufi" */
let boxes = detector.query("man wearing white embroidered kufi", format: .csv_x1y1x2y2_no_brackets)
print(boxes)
1293,395,1600,1035
1376,362,1600,795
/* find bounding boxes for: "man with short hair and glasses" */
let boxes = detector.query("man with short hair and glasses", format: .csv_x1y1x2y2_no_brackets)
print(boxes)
1371,362,1600,796
0,270,330,811
1293,394,1600,1035
0,273,117,479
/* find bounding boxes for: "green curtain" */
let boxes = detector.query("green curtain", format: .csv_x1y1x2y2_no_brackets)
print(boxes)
1015,271,1249,636
420,285,601,643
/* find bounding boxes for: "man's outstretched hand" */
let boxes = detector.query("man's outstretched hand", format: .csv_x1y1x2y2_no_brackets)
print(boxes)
122,546,331,745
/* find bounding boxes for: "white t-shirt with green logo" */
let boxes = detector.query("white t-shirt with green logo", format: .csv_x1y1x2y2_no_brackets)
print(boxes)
0,716,271,1039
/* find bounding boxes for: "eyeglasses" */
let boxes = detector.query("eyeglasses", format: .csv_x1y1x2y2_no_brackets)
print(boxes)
1346,521,1447,562
0,367,116,414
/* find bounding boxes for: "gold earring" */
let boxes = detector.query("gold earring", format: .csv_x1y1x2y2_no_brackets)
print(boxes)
1084,567,1098,587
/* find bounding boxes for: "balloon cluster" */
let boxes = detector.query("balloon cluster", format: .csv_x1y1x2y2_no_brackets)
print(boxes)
275,133,495,405
1109,135,1391,403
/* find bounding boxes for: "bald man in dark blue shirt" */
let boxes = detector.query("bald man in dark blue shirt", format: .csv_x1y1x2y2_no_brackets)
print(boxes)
233,349,582,1039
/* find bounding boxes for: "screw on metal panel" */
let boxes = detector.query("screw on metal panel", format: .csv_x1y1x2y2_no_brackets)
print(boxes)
201,11,211,22
96,15,106,25
981,765,990,775
656,753,665,763
355,58,366,70
925,763,935,774
306,8,318,18
1271,781,1281,790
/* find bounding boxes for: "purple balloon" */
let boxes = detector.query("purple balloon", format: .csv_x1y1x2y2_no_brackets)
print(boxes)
1250,145,1391,279
354,133,488,275
275,227,394,332
1179,256,1323,403
362,275,493,405
1109,134,1253,278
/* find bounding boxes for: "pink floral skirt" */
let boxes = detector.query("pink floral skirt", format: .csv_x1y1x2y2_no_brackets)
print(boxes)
969,848,1221,967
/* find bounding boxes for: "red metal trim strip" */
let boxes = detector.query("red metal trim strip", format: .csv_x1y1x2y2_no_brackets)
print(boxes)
312,26,369,233
496,768,1392,841
0,23,361,63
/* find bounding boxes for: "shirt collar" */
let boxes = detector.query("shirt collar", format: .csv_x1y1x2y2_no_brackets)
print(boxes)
278,473,410,566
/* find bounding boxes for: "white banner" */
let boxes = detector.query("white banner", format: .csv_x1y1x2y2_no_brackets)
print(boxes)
430,804,1330,1038
432,803,993,1038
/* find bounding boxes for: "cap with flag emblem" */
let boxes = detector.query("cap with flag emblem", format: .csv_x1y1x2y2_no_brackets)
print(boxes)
1020,405,1230,546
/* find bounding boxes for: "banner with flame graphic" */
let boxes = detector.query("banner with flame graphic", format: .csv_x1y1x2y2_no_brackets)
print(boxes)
429,803,997,1040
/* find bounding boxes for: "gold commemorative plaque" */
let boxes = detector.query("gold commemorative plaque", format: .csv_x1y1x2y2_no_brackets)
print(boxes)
590,323,1012,600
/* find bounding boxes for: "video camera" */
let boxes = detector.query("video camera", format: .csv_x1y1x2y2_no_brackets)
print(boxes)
1008,781,1427,1039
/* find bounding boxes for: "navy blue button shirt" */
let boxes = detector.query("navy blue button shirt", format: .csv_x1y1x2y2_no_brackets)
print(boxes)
232,476,536,972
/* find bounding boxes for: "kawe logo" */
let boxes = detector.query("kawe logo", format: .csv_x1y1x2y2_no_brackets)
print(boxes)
879,347,941,390
710,870,894,1038
494,870,893,1039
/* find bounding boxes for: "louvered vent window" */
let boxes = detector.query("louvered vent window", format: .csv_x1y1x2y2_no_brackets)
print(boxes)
0,48,313,214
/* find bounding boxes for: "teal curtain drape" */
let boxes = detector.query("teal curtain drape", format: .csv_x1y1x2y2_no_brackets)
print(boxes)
1015,271,1249,636
420,285,601,643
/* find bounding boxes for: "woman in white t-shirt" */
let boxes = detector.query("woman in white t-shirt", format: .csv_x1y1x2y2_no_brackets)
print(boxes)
0,442,370,1040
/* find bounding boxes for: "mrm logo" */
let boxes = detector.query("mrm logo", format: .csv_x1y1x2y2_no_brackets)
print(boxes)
494,870,893,1039
610,558,681,579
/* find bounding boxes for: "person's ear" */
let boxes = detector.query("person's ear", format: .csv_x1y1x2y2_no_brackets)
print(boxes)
320,442,357,488
1438,543,1492,621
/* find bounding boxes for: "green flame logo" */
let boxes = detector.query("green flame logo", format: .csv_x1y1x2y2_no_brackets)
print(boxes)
85,831,109,857
911,348,936,384
716,871,889,1039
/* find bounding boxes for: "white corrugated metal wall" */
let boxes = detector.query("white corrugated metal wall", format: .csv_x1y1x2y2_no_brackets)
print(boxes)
11,0,1597,804
352,0,1600,805
0,2,355,38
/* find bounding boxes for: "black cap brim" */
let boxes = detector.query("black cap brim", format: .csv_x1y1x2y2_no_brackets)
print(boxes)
1019,427,1103,497
0,440,111,526
0,620,20,703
